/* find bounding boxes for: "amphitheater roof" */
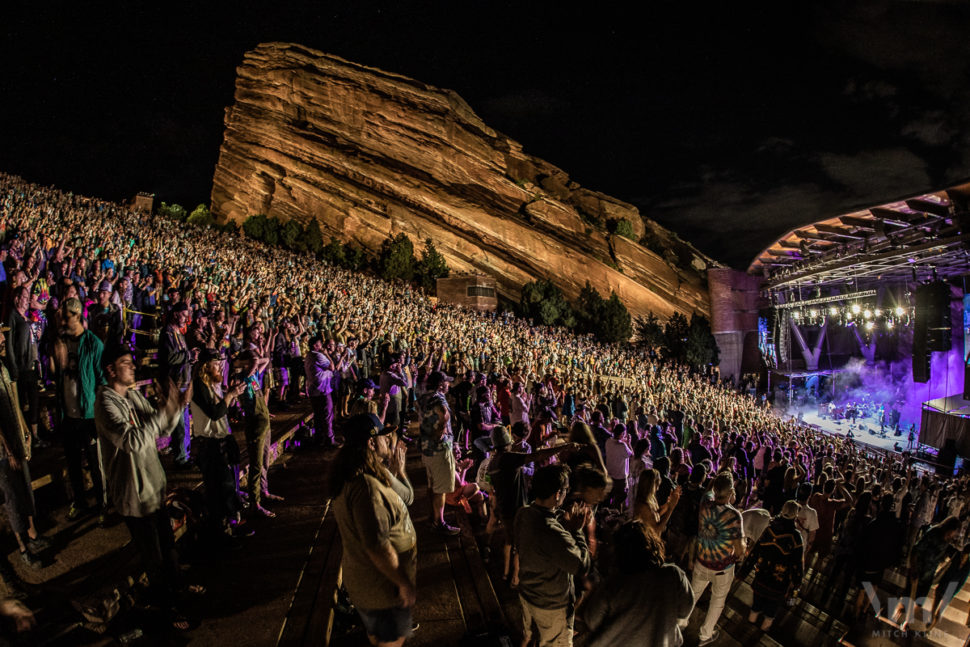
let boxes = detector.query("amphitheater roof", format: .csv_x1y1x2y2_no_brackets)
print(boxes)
749,180,970,292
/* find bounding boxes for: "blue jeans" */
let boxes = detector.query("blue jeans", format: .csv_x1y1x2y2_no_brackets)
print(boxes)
171,403,191,463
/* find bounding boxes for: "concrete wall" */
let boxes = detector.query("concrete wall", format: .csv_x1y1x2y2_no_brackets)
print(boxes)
708,267,763,382
436,275,498,312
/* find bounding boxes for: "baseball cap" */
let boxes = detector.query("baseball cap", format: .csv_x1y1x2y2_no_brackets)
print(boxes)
344,413,394,447
98,280,113,293
198,348,222,364
427,370,454,389
63,297,83,315
358,379,378,391
102,343,134,369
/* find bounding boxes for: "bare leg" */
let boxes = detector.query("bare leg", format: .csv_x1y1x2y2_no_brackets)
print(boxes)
431,493,446,525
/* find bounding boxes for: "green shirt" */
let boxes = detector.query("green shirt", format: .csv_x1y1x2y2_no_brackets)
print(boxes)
333,471,417,609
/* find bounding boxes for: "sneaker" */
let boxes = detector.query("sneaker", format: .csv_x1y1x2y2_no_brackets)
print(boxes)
66,503,89,521
26,536,51,554
19,551,41,569
433,522,460,536
698,627,720,646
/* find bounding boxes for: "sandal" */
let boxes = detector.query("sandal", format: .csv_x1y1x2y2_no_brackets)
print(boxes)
263,493,285,502
171,611,195,631
184,584,206,596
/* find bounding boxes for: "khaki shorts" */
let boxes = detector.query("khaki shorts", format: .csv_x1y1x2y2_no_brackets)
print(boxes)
422,450,456,495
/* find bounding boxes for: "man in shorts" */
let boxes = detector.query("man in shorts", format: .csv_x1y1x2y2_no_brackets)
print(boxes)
331,413,416,647
418,371,459,536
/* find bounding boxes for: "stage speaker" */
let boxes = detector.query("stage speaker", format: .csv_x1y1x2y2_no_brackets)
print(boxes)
937,439,958,476
916,281,951,352
913,326,930,383
964,360,970,400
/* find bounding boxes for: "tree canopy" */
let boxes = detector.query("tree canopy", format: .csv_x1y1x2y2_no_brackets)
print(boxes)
519,279,576,328
378,233,416,281
415,238,450,292
186,204,215,228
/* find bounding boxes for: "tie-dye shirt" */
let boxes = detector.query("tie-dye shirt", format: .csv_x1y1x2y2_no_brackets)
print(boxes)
696,499,743,570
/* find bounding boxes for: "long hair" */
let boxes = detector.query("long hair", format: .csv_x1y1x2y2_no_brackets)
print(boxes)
329,442,390,496
568,421,606,472
613,520,665,572
635,468,660,508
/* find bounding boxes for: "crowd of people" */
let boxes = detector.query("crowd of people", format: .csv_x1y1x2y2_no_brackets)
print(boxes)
1,171,969,646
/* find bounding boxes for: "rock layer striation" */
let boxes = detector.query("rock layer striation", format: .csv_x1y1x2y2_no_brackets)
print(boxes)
211,42,713,320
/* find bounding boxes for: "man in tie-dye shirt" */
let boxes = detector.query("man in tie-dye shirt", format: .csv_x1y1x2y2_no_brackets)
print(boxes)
690,473,744,646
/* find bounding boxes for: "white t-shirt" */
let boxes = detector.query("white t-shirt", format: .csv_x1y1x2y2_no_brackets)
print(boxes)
605,438,633,480
742,508,772,545
795,504,820,553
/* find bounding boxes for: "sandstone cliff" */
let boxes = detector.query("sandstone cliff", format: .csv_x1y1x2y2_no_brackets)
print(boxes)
211,42,713,320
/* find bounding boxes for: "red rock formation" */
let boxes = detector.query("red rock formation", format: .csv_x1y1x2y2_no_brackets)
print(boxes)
211,42,713,321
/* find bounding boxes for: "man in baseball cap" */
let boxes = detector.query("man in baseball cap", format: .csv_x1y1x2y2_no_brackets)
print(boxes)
331,412,416,646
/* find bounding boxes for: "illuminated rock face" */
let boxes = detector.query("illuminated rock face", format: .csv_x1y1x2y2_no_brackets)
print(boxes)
211,42,712,321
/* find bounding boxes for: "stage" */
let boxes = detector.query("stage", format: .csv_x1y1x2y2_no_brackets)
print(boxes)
780,408,910,455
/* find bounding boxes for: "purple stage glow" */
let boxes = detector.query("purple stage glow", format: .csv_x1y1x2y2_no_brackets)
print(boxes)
808,347,967,430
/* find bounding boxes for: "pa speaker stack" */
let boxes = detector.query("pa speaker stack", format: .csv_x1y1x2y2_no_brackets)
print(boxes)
925,281,952,351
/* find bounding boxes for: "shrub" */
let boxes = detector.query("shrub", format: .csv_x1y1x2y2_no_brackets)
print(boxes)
613,218,636,240
186,204,215,228
159,202,187,221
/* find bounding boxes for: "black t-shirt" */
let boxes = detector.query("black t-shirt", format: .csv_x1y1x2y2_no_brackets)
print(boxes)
489,451,530,519
451,381,474,413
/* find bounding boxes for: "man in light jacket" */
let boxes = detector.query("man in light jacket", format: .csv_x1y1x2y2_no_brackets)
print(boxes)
96,343,193,630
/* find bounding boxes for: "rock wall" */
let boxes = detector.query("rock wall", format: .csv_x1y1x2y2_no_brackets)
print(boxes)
211,42,713,321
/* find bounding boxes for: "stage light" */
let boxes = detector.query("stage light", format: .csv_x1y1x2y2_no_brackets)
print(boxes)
846,311,853,320
887,320,894,329
895,306,904,316
809,309,818,318
865,321,874,330
874,308,882,317
829,307,838,316
864,309,872,319
851,304,861,314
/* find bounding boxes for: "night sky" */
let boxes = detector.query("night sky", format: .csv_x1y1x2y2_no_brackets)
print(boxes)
3,1,970,269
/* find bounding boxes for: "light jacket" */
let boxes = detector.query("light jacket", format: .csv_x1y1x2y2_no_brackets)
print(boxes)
95,385,178,517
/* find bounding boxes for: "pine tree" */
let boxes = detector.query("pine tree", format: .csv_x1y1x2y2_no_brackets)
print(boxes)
663,312,690,363
305,220,325,255
576,281,604,334
281,220,306,252
635,313,665,350
379,233,416,281
598,291,633,343
415,238,449,292
242,214,268,241
685,313,720,370
519,279,576,328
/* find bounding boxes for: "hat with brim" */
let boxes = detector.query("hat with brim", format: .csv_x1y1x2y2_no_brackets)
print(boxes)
490,425,512,449
344,413,395,447
198,348,223,364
